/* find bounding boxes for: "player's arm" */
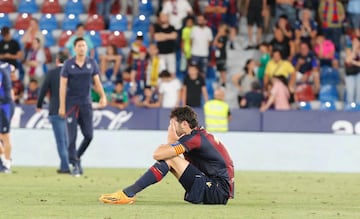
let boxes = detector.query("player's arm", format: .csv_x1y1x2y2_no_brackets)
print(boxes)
36,72,51,110
93,74,107,108
153,143,186,161
59,76,67,117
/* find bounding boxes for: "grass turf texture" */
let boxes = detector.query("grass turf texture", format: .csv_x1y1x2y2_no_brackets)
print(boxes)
1,168,360,219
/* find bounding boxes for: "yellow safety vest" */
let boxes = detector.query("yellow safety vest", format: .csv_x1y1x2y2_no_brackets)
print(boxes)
204,99,229,132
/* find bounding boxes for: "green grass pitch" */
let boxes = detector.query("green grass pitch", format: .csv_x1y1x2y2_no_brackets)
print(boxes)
1,167,360,219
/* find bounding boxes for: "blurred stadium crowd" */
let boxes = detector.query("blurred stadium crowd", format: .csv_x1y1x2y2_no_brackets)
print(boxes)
0,0,359,111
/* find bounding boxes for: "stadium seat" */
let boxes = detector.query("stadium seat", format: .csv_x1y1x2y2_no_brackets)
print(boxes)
100,31,110,46
12,29,25,48
85,14,105,31
343,102,360,111
319,84,339,102
42,29,55,47
41,0,62,14
64,0,85,15
132,14,151,33
62,14,80,31
88,30,102,48
18,0,38,14
14,13,32,30
109,14,128,32
320,66,340,85
58,30,73,47
138,0,154,16
319,101,337,111
295,83,315,102
108,31,127,48
0,13,11,29
298,101,312,111
130,31,150,47
39,14,58,31
0,0,15,13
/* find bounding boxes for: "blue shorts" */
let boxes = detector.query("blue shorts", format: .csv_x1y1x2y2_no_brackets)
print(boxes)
179,163,229,204
348,13,360,29
225,14,238,28
0,103,13,134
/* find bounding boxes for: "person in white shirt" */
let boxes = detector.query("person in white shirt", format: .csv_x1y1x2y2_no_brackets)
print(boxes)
191,14,213,75
158,70,182,108
162,0,193,31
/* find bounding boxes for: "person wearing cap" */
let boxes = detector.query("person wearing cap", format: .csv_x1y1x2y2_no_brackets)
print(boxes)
37,51,71,174
204,87,231,132
0,26,23,73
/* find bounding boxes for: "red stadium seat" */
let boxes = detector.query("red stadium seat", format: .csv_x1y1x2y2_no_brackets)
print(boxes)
107,31,127,48
0,0,15,13
41,0,62,14
85,14,105,31
58,30,73,47
295,84,315,102
100,31,110,47
14,13,32,30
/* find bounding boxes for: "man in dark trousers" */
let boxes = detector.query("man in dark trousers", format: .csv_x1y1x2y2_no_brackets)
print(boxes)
37,51,70,174
59,37,107,177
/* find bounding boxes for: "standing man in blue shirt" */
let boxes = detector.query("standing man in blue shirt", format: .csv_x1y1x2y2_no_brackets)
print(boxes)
37,51,71,174
59,37,107,177
0,62,15,173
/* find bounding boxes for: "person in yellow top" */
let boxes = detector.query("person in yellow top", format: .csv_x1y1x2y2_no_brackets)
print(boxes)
181,16,195,61
264,49,296,93
204,87,231,132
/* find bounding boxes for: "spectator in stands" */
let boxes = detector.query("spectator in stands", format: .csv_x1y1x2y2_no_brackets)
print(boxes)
135,85,159,108
129,33,145,66
347,0,360,37
146,43,166,87
23,38,46,86
264,49,296,94
318,0,345,52
0,27,23,73
292,41,320,94
131,46,148,97
225,0,239,49
213,23,228,87
232,59,259,108
10,69,24,104
182,62,208,108
344,36,360,103
204,0,228,35
96,0,112,28
295,8,318,51
99,44,122,82
181,16,195,62
23,78,39,105
191,14,213,76
120,0,138,16
257,42,271,87
245,0,266,50
162,0,193,32
270,27,295,61
240,81,264,109
154,13,177,76
109,80,129,110
204,87,231,132
21,18,44,60
65,24,95,58
158,70,181,108
275,0,296,29
314,33,339,68
276,14,293,40
260,75,291,111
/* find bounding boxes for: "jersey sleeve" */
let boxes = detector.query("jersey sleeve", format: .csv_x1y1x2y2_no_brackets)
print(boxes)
92,59,100,76
178,132,201,152
60,60,69,78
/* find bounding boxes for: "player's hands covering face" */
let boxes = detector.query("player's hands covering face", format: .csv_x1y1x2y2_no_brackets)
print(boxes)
167,119,180,144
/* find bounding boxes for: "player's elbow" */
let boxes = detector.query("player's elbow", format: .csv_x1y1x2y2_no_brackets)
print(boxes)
153,151,163,161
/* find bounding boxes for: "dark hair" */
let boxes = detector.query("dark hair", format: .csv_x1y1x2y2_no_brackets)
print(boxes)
259,42,269,48
243,59,255,76
57,51,69,63
115,80,123,85
170,106,199,129
73,37,85,47
29,78,38,84
251,81,261,91
273,75,288,86
1,26,10,37
159,70,171,78
272,49,283,59
109,44,118,55
76,23,84,30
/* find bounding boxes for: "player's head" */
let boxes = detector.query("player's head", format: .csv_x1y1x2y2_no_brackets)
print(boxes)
73,37,88,57
170,106,199,132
